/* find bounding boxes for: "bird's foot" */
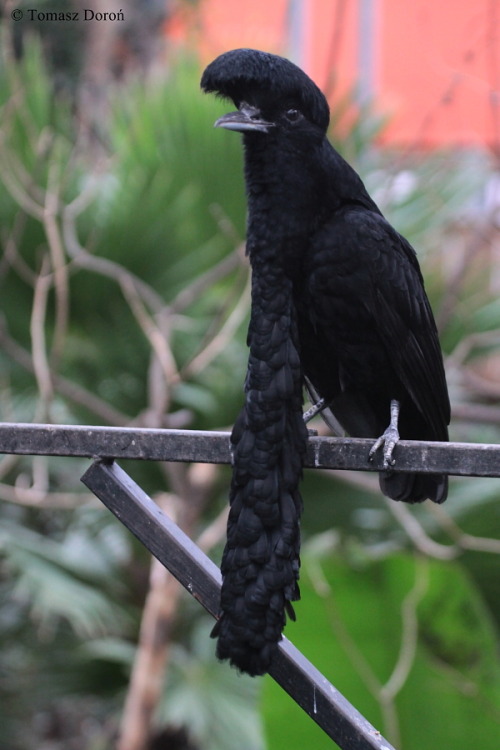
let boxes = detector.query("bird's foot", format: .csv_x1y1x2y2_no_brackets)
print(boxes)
369,426,399,468
369,399,401,469
303,397,326,424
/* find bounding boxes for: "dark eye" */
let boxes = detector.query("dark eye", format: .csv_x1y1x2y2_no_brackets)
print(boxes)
285,108,301,122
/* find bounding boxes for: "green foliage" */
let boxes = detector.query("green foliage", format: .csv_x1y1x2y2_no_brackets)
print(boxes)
157,619,265,750
0,37,254,748
0,506,135,748
1,509,132,637
263,550,500,750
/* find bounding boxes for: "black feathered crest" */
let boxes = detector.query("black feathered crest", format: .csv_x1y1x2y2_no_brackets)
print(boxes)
201,48,330,131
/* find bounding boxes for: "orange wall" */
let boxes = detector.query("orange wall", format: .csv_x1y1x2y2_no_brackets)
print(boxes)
170,0,498,149
178,0,289,61
378,0,499,147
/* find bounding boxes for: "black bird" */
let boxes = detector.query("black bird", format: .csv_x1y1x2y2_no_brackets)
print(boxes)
201,48,450,676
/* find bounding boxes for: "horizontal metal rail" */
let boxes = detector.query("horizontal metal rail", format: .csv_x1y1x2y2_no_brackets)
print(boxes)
81,459,396,750
0,422,499,476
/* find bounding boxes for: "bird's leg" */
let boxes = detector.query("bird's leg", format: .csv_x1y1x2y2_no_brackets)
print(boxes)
369,399,401,469
303,397,326,424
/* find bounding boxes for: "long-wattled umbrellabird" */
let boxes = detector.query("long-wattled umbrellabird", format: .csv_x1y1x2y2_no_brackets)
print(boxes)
201,48,450,676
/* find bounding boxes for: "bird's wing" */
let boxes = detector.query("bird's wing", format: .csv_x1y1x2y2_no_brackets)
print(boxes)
309,208,450,440
356,210,450,438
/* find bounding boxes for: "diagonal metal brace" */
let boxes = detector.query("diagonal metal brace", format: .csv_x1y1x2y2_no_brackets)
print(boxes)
81,459,396,750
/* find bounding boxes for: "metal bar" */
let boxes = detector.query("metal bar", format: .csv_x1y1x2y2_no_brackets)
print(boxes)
81,459,396,750
1,422,500,477
0,423,231,463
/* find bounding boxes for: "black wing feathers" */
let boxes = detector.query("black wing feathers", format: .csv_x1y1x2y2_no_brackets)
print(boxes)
303,208,449,503
352,210,450,439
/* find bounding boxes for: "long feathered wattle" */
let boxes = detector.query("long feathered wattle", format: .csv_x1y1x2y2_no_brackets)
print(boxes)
211,261,308,676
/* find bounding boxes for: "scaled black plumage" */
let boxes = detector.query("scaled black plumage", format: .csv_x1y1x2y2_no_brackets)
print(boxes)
201,48,450,676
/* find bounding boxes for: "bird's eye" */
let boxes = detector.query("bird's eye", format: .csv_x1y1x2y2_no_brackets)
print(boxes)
285,108,301,122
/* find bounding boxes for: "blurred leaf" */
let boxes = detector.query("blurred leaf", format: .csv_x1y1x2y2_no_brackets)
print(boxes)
0,520,132,638
158,619,265,750
263,550,500,750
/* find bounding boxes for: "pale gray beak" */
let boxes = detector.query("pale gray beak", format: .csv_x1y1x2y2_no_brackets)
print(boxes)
214,103,274,134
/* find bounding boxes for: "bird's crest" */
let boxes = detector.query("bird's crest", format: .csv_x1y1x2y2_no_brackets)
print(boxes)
201,48,330,131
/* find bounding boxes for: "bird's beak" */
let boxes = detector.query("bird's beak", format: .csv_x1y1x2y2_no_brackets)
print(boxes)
214,103,274,134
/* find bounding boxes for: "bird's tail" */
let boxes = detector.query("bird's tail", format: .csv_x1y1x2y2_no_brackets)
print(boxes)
212,270,308,676
379,471,448,504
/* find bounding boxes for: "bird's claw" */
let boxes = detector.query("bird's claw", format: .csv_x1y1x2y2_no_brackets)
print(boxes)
369,425,399,468
369,399,401,468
